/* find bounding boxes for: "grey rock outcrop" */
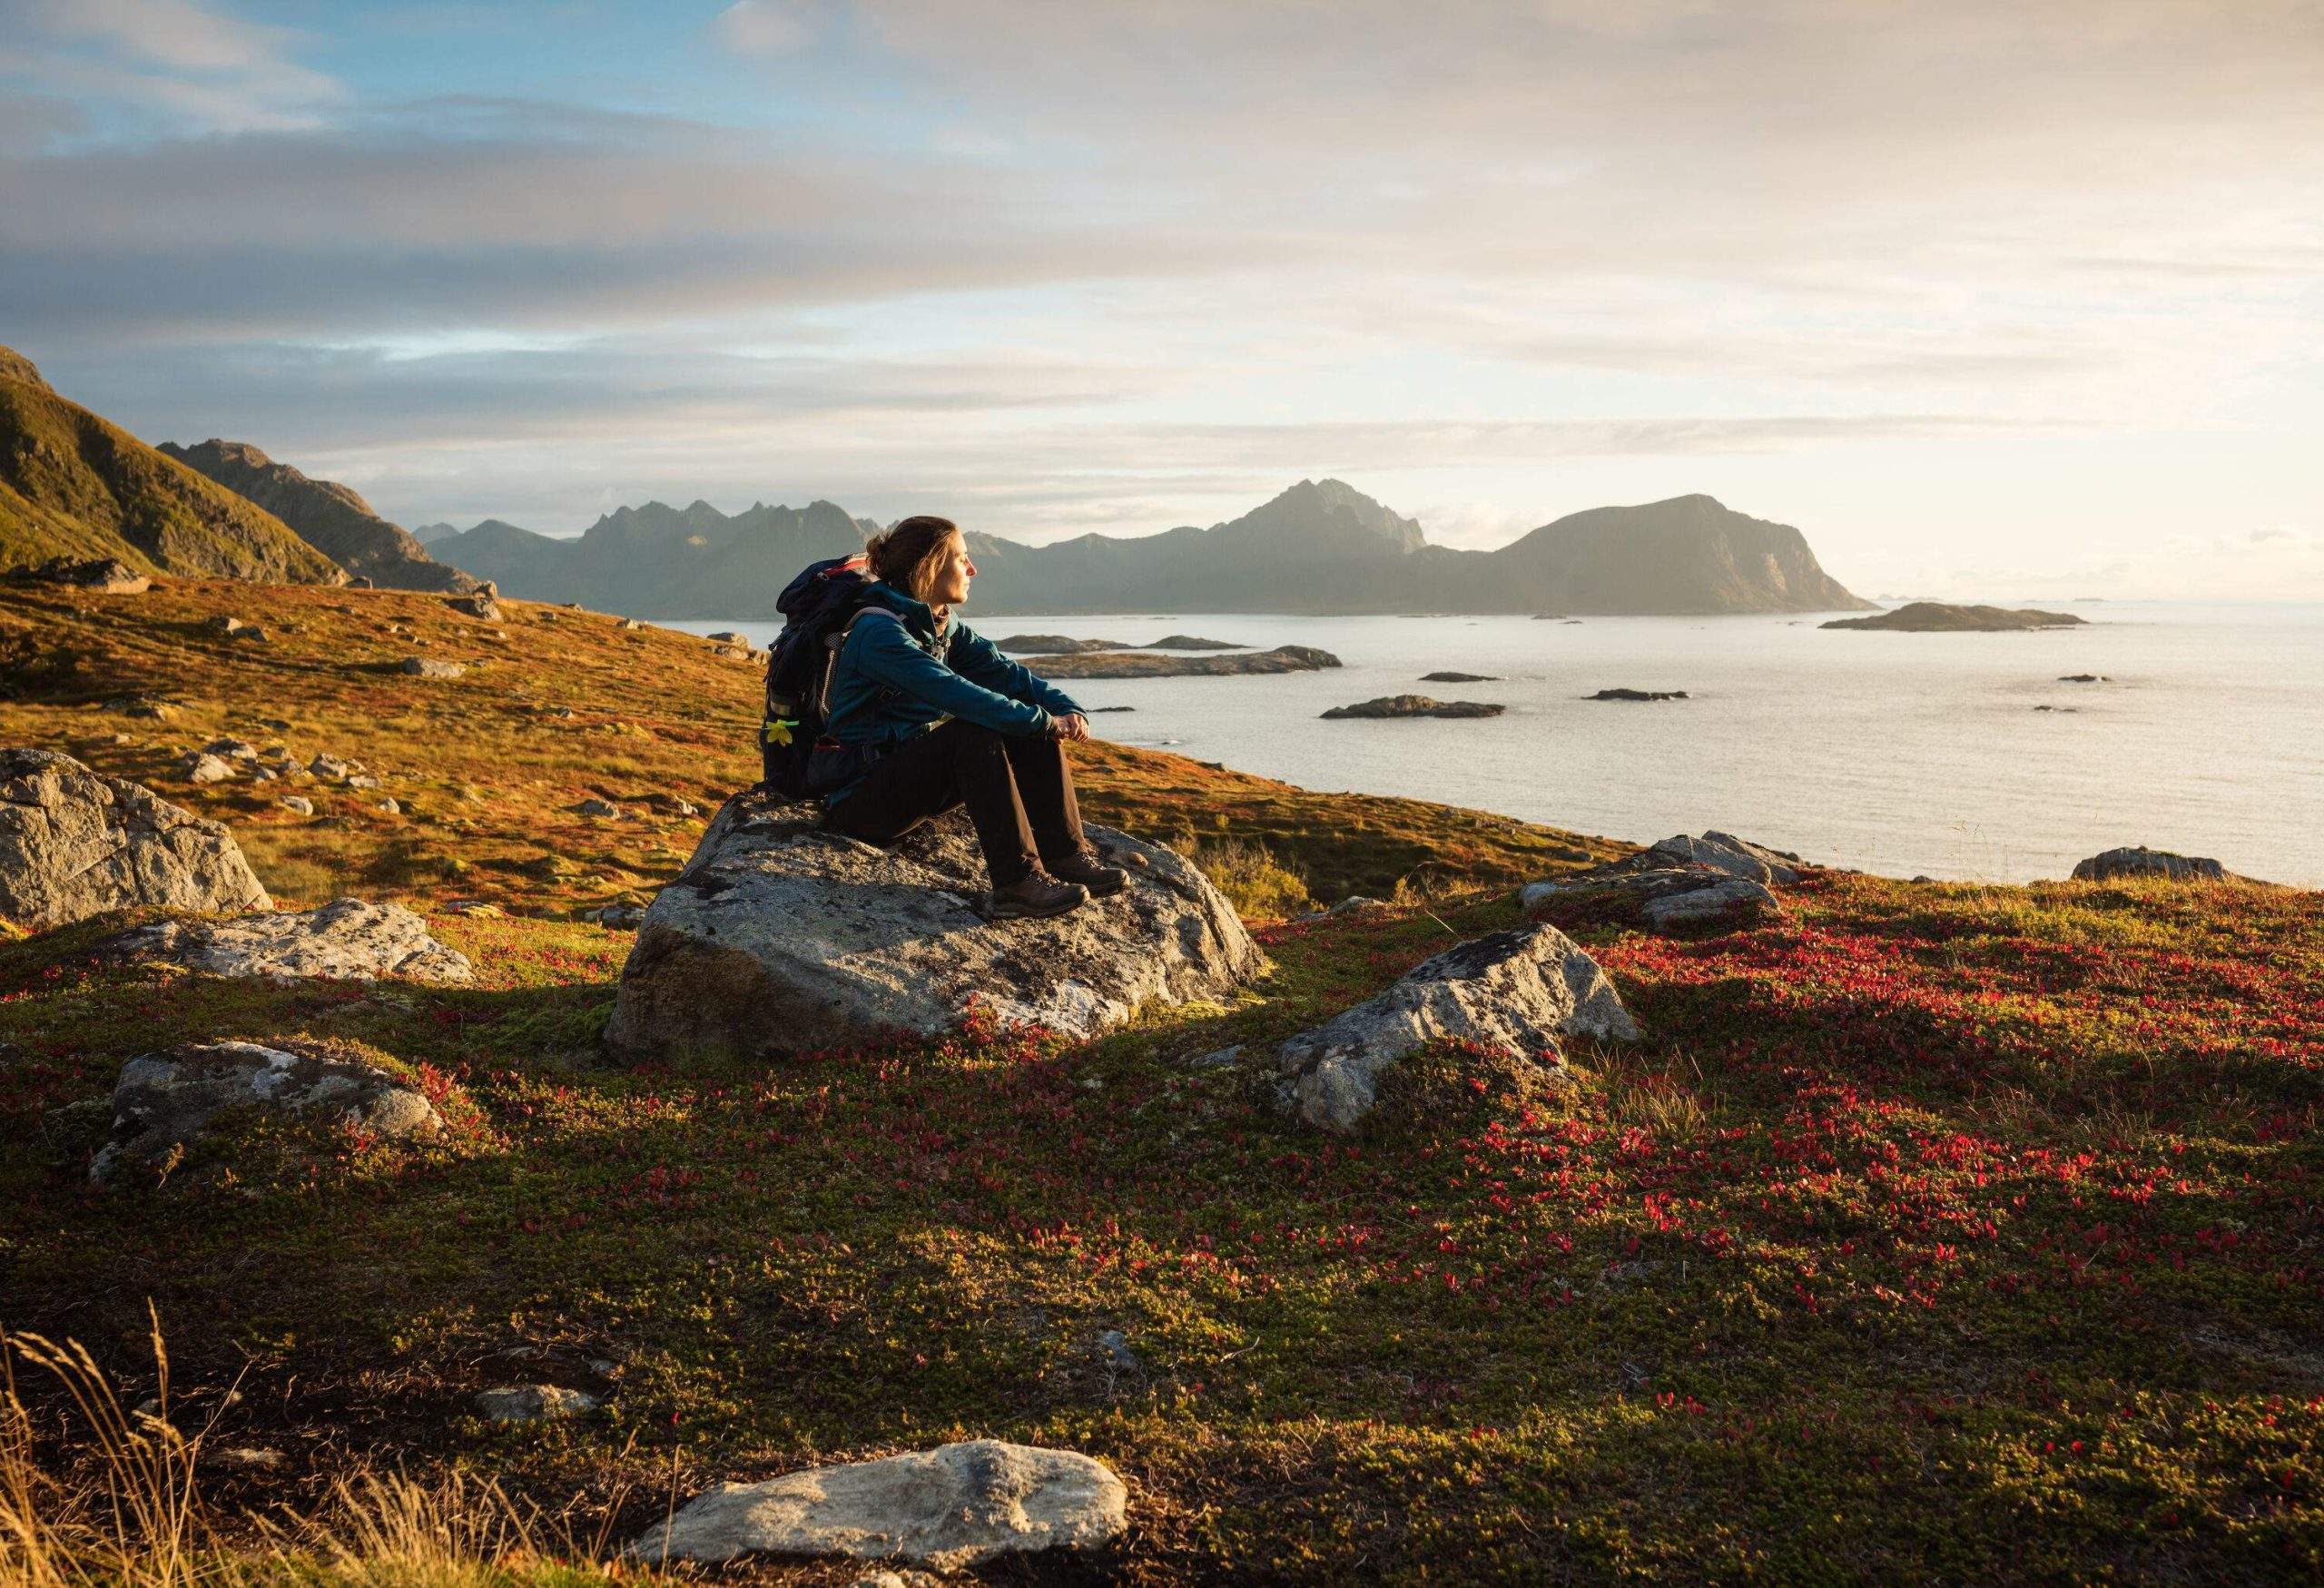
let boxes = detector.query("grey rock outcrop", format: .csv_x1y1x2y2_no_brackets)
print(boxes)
92,1041,440,1182
1651,832,1800,885
447,594,501,620
629,1439,1128,1570
103,898,472,983
399,656,466,680
1321,695,1502,720
1521,831,1802,935
475,1386,599,1423
2070,846,2228,883
8,557,149,594
0,750,270,931
605,794,1259,1060
1268,922,1636,1132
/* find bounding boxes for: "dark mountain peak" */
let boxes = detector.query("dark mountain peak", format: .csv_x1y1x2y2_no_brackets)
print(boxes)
0,347,49,391
1217,478,1427,555
159,437,478,594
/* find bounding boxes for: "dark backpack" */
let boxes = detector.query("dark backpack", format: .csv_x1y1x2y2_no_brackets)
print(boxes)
759,553,878,798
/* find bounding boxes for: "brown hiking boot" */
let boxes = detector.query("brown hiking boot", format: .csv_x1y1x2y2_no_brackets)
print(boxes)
1045,844,1128,898
988,870,1089,920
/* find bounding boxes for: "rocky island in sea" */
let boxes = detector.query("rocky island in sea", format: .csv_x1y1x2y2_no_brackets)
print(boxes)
1822,602,2088,632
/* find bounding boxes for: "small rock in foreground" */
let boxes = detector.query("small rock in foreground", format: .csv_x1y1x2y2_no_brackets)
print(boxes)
1267,922,1637,1132
2071,846,2228,883
475,1386,599,1423
1522,831,1802,935
103,898,473,983
93,1041,440,1183
629,1439,1128,1570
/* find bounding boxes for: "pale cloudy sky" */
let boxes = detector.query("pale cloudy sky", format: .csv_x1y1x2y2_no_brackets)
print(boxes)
3,0,2319,597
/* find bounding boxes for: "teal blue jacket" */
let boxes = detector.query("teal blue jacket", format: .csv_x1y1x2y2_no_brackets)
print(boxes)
817,584,1082,803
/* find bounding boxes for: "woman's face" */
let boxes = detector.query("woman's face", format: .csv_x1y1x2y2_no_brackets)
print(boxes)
924,531,976,607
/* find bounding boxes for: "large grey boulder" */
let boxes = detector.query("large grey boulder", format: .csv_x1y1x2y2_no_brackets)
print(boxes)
102,898,472,983
1650,832,1799,885
1522,830,1806,935
605,794,1258,1060
629,1439,1128,1570
2071,846,2228,883
1269,922,1637,1132
92,1041,440,1183
0,749,270,932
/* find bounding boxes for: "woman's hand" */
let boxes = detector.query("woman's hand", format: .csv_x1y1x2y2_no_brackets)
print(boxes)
1049,712,1092,743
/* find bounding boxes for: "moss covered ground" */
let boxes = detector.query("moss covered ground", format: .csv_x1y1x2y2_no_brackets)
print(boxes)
3,579,2321,1583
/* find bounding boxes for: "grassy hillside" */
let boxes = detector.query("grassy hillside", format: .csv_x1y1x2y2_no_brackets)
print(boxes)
0,351,344,584
3,580,2320,1583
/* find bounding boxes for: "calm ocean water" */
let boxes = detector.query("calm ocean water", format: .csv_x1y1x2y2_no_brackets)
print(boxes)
675,604,2324,888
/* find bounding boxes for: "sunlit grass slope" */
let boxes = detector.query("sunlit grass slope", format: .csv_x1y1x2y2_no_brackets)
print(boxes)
3,577,2321,1583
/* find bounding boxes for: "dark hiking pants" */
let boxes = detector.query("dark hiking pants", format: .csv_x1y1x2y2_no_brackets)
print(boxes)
818,720,1085,886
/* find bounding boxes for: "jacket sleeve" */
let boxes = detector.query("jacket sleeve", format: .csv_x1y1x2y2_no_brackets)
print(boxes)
947,624,1086,718
847,613,1057,736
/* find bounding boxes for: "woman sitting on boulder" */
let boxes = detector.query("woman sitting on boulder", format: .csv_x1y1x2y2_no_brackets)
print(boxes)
812,515,1124,919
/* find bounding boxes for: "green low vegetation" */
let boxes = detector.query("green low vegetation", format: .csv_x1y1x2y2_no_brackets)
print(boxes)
3,578,2320,1583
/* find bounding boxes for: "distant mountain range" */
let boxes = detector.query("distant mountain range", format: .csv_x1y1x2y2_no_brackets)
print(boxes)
424,478,1870,618
0,346,1869,617
0,347,343,585
158,439,477,593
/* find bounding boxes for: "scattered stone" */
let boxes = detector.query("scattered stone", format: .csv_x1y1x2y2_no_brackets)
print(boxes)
1588,687,1689,702
105,695,176,721
399,656,466,680
475,1386,599,1423
605,794,1258,1060
534,705,575,719
92,1041,440,1183
204,616,259,637
0,751,270,930
447,595,501,620
616,617,646,630
8,557,150,594
706,631,747,644
710,643,751,659
845,1570,946,1588
258,717,290,731
586,902,647,929
1321,695,1502,720
102,898,473,984
1420,670,1500,682
1268,925,1634,1132
202,738,260,763
2071,846,2228,883
279,795,313,815
629,1439,1128,1570
376,797,399,814
441,900,502,917
1641,878,1781,929
576,798,621,818
308,754,356,781
2059,673,2107,683
177,753,235,784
